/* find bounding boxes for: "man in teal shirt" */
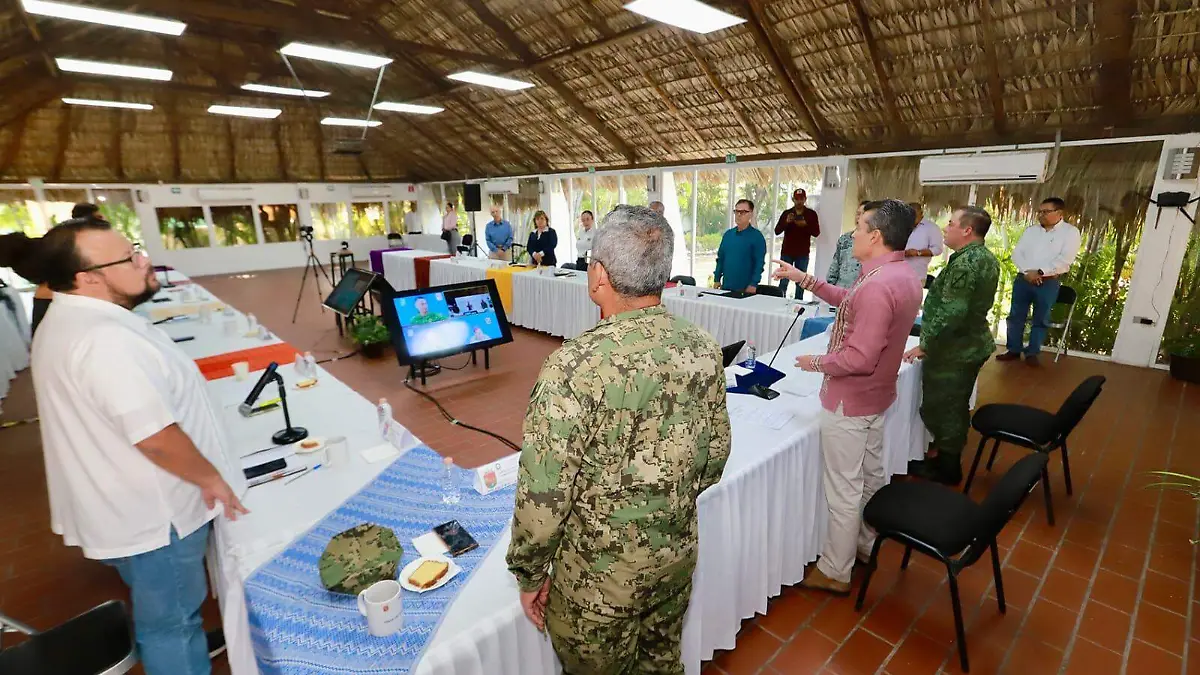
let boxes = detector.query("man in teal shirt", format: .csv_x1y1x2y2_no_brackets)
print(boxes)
713,199,767,292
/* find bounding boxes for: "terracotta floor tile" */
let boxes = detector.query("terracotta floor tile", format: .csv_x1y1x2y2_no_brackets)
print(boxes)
712,624,782,675
999,635,1065,675
757,588,826,641
1098,543,1146,579
1036,568,1089,610
1133,602,1187,655
991,568,1039,611
826,628,894,675
1088,569,1140,612
863,597,922,645
768,627,839,673
1062,638,1123,675
1077,600,1131,647
1018,598,1078,649
1052,544,1100,579
881,632,950,675
1141,569,1190,616
810,598,867,643
1147,541,1194,582
1126,639,1183,673
1006,540,1054,579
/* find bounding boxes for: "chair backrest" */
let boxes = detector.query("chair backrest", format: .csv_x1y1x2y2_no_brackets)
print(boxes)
722,340,746,368
670,275,696,286
386,232,403,243
1056,284,1078,305
756,284,783,297
925,274,935,289
462,234,474,247
1053,375,1105,439
977,453,1049,538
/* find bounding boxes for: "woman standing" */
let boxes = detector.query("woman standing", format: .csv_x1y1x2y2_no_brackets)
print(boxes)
526,210,558,267
441,202,461,255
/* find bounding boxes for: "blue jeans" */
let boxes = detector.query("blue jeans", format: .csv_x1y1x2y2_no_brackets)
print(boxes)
106,524,212,675
1006,275,1060,356
777,255,809,299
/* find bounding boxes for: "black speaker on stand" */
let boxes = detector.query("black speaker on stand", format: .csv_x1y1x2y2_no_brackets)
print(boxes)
464,184,482,212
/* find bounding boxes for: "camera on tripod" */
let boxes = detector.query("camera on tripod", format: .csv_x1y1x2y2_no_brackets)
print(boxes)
299,224,314,240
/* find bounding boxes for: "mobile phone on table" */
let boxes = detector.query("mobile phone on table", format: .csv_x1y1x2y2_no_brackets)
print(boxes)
433,520,479,557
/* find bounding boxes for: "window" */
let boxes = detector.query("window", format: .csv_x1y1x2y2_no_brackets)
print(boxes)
622,174,650,206
156,207,209,249
568,176,591,228
259,204,299,243
693,169,731,286
671,170,698,277
0,189,38,235
311,202,349,240
595,175,619,220
1159,221,1200,365
386,201,411,234
351,202,386,237
41,188,88,228
211,205,258,246
94,189,142,244
443,184,469,233
773,164,823,275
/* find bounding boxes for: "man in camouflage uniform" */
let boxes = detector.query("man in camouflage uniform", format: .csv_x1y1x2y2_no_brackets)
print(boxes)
507,205,731,675
905,206,1000,485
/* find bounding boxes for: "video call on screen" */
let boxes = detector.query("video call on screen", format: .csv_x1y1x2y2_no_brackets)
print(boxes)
393,285,502,357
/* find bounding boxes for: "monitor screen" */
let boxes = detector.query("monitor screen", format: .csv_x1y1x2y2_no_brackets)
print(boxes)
383,279,514,365
323,268,377,317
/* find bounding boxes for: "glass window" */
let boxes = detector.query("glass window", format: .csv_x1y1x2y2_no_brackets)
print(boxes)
259,204,299,243
670,170,697,278
0,189,38,235
94,189,142,244
351,202,386,237
773,165,824,275
693,169,731,286
41,188,89,228
211,205,258,246
568,176,592,227
623,174,650,206
386,201,411,234
156,207,209,249
595,175,619,220
311,202,349,240
1159,222,1200,365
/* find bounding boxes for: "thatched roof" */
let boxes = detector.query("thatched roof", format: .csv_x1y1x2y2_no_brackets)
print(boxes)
0,0,1197,183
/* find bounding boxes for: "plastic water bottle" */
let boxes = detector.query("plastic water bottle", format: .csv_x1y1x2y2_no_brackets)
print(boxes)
303,352,317,380
742,341,757,370
442,457,461,505
293,353,306,377
377,399,393,441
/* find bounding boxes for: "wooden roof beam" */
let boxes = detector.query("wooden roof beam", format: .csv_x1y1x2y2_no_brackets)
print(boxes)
742,0,831,149
977,0,1008,135
1094,0,1137,127
0,111,31,177
845,0,906,140
683,38,767,153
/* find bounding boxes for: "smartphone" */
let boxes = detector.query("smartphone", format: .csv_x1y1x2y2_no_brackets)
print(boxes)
433,520,479,557
244,458,286,480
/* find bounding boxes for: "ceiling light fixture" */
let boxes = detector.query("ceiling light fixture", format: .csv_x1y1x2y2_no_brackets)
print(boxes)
279,42,392,69
372,102,444,115
61,97,153,110
55,57,172,81
623,0,746,34
22,0,186,35
241,83,330,98
320,117,382,127
208,104,282,119
446,71,534,91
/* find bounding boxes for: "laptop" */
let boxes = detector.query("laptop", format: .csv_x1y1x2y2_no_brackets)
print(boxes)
721,341,746,368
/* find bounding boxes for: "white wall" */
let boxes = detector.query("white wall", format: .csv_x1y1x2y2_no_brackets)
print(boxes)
812,157,850,279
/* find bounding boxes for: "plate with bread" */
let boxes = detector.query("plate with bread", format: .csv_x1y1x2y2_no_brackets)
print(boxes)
293,437,326,454
399,556,461,593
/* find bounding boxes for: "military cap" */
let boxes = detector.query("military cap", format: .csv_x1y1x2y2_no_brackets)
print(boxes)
319,523,403,594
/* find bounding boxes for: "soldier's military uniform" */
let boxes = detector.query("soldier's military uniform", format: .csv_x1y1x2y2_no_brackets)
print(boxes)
919,240,1000,470
506,305,731,675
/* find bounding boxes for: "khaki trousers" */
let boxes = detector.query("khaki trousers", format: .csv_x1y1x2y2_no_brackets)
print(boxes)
816,403,885,584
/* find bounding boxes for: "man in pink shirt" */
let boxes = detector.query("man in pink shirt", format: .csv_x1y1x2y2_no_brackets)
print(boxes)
772,199,923,594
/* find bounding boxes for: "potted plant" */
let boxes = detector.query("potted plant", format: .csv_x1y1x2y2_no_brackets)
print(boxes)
350,314,391,359
1163,334,1200,384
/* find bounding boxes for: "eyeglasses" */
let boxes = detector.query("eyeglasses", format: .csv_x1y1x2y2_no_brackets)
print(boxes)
1036,208,1060,215
733,209,752,215
81,246,148,272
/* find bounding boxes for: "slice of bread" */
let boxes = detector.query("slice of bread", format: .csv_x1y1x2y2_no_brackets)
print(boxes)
407,559,450,589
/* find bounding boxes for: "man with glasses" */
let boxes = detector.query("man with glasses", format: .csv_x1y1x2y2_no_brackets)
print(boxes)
712,199,766,293
31,218,247,675
996,197,1081,365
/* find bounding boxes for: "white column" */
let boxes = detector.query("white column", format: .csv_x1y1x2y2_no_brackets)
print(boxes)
660,171,688,277
690,169,699,277
813,157,850,279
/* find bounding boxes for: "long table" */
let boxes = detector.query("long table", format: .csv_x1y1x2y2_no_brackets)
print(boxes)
381,249,452,291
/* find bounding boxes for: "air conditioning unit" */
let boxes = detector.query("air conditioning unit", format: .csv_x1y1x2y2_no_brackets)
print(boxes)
919,151,1049,186
483,178,519,194
196,187,254,202
350,185,392,199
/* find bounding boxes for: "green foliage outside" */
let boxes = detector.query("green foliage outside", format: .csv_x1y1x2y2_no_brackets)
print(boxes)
351,203,386,238
0,201,37,235
99,201,143,244
212,206,257,246
1160,228,1200,360
157,208,209,249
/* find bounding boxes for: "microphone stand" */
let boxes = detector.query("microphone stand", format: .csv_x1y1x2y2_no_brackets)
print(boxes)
746,305,806,400
270,373,309,445
509,243,527,267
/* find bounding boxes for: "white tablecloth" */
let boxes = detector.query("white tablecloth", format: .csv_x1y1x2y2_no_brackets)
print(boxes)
509,270,599,339
428,257,506,288
380,249,448,291
663,287,832,355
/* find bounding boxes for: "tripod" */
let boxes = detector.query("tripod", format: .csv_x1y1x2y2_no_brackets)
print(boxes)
292,231,334,323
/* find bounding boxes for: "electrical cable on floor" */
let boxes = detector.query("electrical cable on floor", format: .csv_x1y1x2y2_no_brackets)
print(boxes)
403,377,521,452
435,355,474,371
314,350,360,365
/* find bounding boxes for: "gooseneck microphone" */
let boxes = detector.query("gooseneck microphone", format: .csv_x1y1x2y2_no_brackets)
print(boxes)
746,305,806,400
238,362,279,416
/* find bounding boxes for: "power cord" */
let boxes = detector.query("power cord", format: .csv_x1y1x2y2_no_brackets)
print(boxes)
403,376,521,452
1143,191,1199,323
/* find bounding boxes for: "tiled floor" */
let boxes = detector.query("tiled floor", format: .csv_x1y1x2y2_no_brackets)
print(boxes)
1,266,1197,675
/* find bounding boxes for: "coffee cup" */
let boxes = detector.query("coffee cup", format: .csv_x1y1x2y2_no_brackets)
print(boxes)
326,436,349,468
232,362,250,381
356,579,403,637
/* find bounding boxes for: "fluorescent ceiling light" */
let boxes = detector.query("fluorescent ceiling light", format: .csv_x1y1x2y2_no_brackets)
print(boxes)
623,0,746,34
62,97,153,110
321,117,381,127
372,102,444,115
56,58,172,81
279,42,392,69
241,83,330,98
208,104,282,119
447,71,534,91
22,0,186,35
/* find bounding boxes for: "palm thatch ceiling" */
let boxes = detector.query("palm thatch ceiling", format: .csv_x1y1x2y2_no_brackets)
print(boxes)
0,0,1197,184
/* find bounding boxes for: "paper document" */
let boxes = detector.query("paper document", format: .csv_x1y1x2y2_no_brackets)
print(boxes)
729,364,752,376
773,373,824,397
360,444,400,464
412,531,450,558
726,397,794,430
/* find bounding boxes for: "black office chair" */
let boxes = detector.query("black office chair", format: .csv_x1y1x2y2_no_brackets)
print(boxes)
857,453,1049,673
756,284,783,297
386,232,404,245
1048,285,1078,363
669,275,696,286
964,375,1105,526
0,601,137,675
461,234,476,256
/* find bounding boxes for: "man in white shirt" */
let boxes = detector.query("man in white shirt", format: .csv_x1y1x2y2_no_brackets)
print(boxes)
997,197,1082,365
904,202,944,281
441,201,461,255
31,217,247,675
403,201,421,234
575,209,595,269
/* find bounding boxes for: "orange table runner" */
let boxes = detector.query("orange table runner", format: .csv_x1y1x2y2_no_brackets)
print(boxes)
485,265,538,314
194,342,301,381
414,255,453,288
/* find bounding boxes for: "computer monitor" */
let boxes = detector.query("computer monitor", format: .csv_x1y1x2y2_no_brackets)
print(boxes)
323,268,378,317
382,279,514,365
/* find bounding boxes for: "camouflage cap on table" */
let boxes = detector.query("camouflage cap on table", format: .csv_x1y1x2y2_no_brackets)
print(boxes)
318,523,403,594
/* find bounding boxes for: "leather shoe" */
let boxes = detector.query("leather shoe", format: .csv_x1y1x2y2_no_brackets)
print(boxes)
910,457,963,486
995,351,1022,362
799,566,851,596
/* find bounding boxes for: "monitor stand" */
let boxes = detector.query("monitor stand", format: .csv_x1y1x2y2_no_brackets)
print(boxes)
408,348,491,387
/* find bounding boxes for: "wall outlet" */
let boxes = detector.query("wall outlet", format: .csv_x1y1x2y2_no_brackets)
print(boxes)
1134,316,1156,326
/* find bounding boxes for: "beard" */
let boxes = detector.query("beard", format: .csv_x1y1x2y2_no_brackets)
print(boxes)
114,273,161,310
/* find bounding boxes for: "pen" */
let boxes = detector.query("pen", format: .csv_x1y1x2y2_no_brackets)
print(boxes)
240,443,286,459
284,464,322,486
248,467,306,488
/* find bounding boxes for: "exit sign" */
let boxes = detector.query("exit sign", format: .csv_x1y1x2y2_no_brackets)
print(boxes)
587,166,595,174
725,153,737,164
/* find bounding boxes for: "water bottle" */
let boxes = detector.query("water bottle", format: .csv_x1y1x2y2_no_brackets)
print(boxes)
742,341,757,370
303,352,317,380
441,457,461,505
293,353,306,377
377,398,393,441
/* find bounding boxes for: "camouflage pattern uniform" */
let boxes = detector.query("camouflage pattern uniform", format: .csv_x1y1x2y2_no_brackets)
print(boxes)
318,523,403,594
920,241,1000,461
507,305,731,675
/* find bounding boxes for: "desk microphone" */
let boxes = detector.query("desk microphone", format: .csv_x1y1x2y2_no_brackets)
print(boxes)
238,362,279,416
746,305,806,400
509,243,527,266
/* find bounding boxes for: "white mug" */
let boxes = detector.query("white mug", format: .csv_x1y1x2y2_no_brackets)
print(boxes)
326,436,349,468
232,361,250,381
357,579,403,637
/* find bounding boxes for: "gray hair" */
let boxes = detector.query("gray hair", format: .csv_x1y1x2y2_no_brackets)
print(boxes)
592,205,673,298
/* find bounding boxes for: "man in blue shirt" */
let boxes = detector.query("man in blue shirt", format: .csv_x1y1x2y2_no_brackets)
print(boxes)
713,199,767,292
485,206,514,260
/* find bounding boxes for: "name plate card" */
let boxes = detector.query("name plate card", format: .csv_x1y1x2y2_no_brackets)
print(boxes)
473,452,520,495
